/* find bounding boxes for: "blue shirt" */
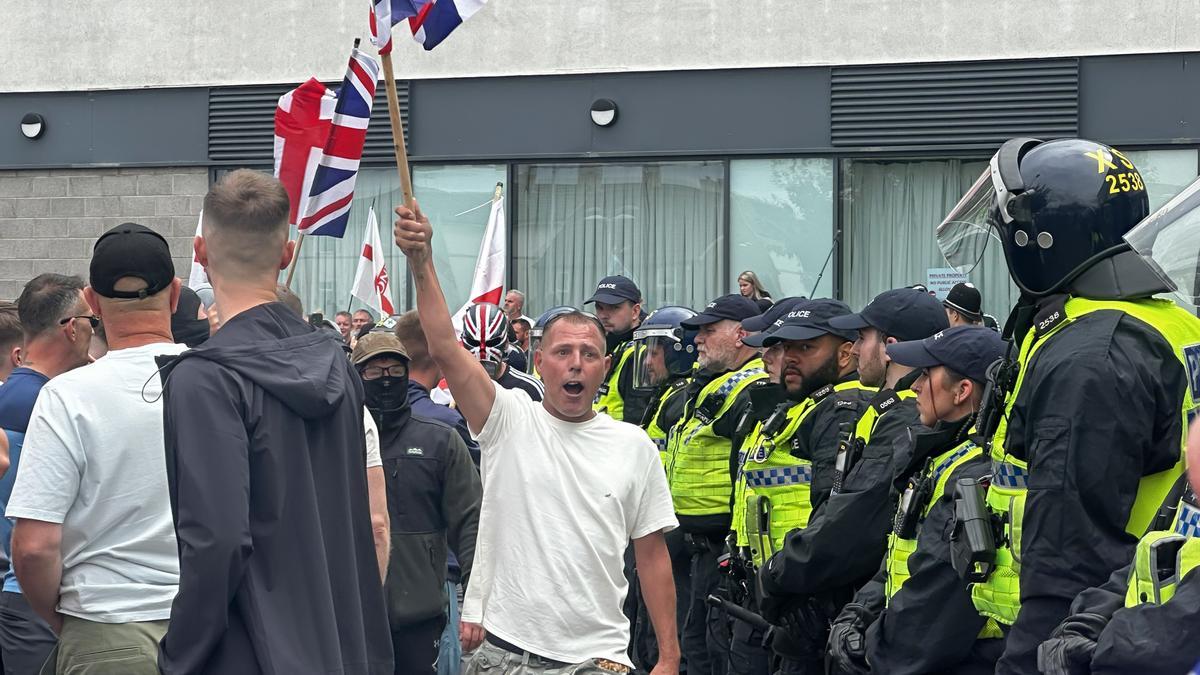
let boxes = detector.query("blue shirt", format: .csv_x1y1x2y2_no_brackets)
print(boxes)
407,380,479,466
0,367,50,594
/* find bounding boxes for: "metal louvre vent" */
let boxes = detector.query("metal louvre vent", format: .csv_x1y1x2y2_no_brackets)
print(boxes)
208,80,409,163
831,59,1078,147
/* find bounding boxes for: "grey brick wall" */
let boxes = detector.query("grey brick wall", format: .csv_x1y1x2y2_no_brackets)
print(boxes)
0,167,207,301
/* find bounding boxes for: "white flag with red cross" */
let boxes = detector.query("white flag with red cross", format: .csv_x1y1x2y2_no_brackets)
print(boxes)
351,206,396,318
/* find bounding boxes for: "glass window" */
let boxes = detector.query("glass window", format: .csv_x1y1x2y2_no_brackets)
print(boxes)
514,161,725,313
1124,149,1199,211
841,158,1018,321
288,164,503,319
730,158,834,300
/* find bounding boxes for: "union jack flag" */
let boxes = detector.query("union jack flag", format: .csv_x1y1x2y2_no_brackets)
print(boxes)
370,0,489,53
273,47,379,238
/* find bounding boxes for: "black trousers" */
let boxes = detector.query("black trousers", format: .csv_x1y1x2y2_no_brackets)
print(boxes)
392,614,446,675
0,591,54,675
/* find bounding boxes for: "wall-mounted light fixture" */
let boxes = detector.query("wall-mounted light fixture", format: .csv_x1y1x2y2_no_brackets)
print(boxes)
20,113,45,139
590,99,617,127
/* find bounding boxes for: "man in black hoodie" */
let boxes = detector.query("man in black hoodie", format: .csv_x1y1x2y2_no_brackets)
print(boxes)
157,169,393,674
352,331,480,675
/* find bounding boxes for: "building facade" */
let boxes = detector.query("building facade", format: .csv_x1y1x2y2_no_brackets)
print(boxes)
2,1,1199,317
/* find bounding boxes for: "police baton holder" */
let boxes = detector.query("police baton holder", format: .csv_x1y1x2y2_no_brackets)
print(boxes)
951,477,998,582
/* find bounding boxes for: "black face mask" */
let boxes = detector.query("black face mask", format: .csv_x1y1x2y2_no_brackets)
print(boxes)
363,375,410,427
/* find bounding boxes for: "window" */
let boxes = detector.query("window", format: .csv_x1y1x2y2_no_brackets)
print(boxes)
730,158,834,300
841,158,1018,321
288,164,503,318
1124,149,1199,211
514,161,725,313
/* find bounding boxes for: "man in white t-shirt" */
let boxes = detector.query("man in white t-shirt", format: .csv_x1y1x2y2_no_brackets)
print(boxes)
395,203,681,674
7,223,186,674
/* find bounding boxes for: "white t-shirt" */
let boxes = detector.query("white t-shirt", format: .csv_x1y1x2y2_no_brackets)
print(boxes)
462,384,677,667
364,408,382,469
7,342,187,623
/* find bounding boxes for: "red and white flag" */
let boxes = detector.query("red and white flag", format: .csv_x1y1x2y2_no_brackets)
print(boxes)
351,206,396,317
452,187,505,329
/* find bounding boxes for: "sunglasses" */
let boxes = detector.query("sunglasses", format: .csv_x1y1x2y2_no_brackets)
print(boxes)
59,315,101,329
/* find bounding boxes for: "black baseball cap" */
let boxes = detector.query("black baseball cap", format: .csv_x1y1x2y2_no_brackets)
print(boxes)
885,325,1005,385
829,288,950,342
584,275,642,305
944,283,983,320
90,223,176,299
742,296,806,333
745,298,858,348
681,294,762,329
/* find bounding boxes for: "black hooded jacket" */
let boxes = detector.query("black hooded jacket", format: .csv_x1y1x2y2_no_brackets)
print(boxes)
157,303,393,675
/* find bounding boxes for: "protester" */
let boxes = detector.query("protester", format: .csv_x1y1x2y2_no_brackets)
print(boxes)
502,289,530,325
8,224,186,674
942,283,984,327
0,273,93,673
0,303,19,384
461,303,543,402
336,310,354,342
354,308,376,333
275,283,304,317
170,285,210,347
395,201,680,674
512,317,531,352
737,270,773,312
156,169,392,674
353,332,481,675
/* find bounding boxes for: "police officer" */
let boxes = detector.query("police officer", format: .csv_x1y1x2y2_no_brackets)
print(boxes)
827,326,1006,675
934,137,1200,674
742,300,877,673
666,294,768,675
629,305,699,672
351,332,482,675
585,275,653,424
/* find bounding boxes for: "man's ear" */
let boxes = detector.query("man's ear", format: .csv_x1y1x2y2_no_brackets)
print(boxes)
279,239,297,271
8,345,21,368
168,278,183,314
83,286,102,318
837,339,856,370
194,235,209,268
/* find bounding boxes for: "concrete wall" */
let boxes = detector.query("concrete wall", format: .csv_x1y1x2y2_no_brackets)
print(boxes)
4,0,1199,92
0,168,205,301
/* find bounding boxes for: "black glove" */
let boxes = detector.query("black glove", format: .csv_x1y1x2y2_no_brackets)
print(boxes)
825,603,873,674
1037,612,1108,675
755,558,786,624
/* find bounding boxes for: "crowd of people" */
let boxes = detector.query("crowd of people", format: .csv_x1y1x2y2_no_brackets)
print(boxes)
0,136,1197,675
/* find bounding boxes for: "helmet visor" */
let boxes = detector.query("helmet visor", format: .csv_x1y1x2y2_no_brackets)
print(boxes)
936,168,1003,274
631,328,676,391
1124,176,1200,305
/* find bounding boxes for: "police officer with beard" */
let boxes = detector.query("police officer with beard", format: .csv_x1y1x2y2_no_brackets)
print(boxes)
586,275,653,424
352,332,482,675
740,300,877,673
934,138,1200,674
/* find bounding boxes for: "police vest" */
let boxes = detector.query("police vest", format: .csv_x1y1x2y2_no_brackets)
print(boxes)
1124,490,1200,607
833,389,918,494
971,297,1200,626
646,378,689,469
666,359,767,517
594,342,638,420
732,380,877,567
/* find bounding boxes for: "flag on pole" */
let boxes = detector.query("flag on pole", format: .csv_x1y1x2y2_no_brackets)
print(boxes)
409,0,488,50
273,47,379,237
452,186,505,329
187,210,208,288
369,0,419,55
351,206,396,317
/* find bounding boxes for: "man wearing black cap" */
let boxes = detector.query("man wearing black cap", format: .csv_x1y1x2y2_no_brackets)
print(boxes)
827,326,1005,675
157,170,392,674
585,275,653,425
665,294,767,675
943,283,984,327
740,299,877,673
8,223,185,674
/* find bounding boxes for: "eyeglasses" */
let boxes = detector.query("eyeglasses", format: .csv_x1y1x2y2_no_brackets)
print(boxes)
59,315,100,329
360,365,407,380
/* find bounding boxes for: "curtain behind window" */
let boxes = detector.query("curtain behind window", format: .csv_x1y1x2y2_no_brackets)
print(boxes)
515,161,725,314
842,158,1018,321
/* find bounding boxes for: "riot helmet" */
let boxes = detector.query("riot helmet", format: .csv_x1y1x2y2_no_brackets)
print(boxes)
937,137,1150,297
528,305,576,373
630,306,698,391
461,302,510,380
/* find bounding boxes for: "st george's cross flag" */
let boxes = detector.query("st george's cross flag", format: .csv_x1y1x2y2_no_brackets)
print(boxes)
273,47,379,237
350,205,396,317
451,190,505,331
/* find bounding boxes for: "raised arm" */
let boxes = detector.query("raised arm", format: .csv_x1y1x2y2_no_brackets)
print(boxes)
394,203,496,435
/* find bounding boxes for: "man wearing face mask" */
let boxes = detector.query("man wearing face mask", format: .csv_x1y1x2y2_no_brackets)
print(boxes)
353,331,481,675
460,303,543,402
740,299,877,674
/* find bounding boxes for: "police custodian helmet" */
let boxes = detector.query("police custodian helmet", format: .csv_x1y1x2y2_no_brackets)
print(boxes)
938,138,1150,297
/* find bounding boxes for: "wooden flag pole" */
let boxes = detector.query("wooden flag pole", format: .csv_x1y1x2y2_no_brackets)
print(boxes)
285,232,306,289
379,51,415,209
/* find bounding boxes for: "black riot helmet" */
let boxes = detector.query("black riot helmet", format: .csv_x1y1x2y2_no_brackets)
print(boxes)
937,137,1150,298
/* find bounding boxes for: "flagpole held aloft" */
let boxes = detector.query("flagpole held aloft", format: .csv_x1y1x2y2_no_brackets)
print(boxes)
284,232,306,289
380,51,415,210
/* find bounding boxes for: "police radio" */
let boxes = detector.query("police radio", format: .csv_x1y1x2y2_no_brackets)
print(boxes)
894,462,934,539
950,477,998,583
830,422,859,495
